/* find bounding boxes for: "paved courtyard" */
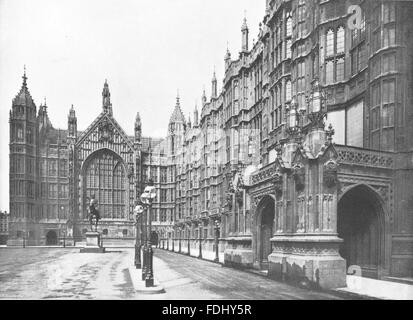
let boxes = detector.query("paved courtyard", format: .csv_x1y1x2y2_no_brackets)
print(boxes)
0,247,353,300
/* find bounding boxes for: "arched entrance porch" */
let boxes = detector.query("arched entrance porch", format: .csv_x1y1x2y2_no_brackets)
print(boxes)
338,184,386,279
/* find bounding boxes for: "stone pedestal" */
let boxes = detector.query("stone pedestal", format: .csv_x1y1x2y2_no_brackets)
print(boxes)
267,235,346,289
224,237,253,268
80,232,105,253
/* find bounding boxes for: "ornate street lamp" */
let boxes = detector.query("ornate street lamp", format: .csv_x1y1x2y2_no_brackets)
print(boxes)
140,180,157,288
133,201,144,269
214,219,220,263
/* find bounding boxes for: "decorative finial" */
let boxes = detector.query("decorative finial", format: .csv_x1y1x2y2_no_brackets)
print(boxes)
242,10,248,30
22,65,27,86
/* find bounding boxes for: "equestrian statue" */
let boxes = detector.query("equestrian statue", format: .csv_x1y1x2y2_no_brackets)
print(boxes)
88,195,101,232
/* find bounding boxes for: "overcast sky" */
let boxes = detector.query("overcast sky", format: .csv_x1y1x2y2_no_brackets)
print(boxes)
0,0,265,211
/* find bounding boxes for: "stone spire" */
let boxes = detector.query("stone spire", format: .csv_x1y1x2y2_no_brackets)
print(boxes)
241,13,249,52
194,103,199,127
102,79,113,116
135,112,142,142
12,65,35,108
169,92,186,124
67,104,77,138
225,44,232,70
211,69,217,99
188,113,192,128
202,87,207,106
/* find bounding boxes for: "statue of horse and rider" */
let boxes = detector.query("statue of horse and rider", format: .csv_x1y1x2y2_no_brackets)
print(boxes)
87,195,100,232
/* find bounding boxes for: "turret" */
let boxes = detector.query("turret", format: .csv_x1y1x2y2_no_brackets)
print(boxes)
241,16,249,53
211,70,217,99
225,47,232,70
168,93,186,155
188,114,192,129
134,112,142,143
68,104,77,139
193,104,199,127
202,87,207,106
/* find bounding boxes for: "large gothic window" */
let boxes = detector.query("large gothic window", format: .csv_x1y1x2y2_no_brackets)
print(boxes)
83,150,127,219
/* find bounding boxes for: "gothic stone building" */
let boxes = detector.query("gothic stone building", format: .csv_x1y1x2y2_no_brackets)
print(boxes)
8,0,413,289
9,76,178,246
159,0,413,289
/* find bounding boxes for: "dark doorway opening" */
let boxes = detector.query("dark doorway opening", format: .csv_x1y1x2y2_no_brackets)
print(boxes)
338,185,384,279
150,231,159,247
46,230,58,246
257,197,275,270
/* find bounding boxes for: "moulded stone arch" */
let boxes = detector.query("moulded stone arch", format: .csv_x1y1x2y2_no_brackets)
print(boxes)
337,183,389,278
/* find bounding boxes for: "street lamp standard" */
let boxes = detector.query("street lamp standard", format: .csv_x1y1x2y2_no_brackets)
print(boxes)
187,225,191,256
140,180,157,287
214,219,220,263
133,202,144,269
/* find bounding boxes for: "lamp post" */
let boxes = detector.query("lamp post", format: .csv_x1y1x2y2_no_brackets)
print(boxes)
178,226,182,253
198,224,202,259
140,180,157,287
172,229,175,252
187,225,191,256
133,202,144,269
214,220,220,263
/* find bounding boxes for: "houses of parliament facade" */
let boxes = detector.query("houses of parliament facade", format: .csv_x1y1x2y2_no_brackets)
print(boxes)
8,0,413,288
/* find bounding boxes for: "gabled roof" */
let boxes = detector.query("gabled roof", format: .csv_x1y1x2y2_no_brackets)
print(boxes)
76,112,134,149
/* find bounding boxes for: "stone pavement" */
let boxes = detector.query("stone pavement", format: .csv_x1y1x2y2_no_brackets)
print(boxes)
0,247,136,299
148,250,351,300
336,275,413,300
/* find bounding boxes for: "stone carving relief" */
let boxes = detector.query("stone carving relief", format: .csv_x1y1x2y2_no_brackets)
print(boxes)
272,168,283,197
292,163,305,192
323,159,339,188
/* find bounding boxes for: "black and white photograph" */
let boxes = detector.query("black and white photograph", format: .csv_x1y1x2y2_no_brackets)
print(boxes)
0,0,413,305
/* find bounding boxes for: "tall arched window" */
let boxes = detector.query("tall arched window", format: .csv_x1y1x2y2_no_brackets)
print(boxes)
326,29,335,56
285,80,292,101
336,27,345,54
286,15,292,37
83,150,127,220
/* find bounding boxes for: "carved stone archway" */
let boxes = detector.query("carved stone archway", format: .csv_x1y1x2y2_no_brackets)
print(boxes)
338,184,387,279
254,195,276,269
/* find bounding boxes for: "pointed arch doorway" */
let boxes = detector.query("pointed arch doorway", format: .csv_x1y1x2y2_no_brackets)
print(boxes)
338,185,386,279
256,196,275,270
